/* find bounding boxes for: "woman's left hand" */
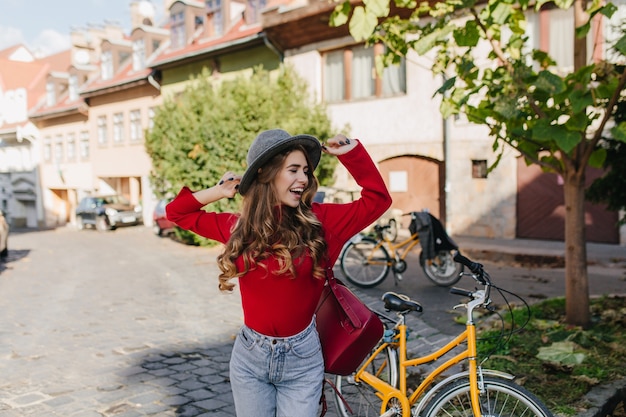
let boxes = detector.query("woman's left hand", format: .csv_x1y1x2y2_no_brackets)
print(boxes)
322,134,357,156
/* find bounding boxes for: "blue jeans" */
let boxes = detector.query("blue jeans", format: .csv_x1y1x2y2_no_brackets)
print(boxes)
229,318,324,417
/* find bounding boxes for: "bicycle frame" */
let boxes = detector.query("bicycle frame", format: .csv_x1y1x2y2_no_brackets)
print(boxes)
373,233,421,266
352,293,487,417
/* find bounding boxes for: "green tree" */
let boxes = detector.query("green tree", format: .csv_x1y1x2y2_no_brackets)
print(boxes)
146,65,340,245
331,0,626,326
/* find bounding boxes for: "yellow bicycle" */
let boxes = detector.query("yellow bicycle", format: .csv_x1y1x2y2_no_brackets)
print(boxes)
340,211,463,288
329,252,553,417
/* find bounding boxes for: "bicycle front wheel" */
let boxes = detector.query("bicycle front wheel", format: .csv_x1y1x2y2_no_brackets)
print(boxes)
333,345,399,417
340,237,390,288
422,376,553,417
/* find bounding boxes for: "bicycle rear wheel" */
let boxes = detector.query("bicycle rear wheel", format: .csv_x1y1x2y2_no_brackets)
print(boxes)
340,237,390,288
420,250,462,287
333,345,399,417
422,376,553,417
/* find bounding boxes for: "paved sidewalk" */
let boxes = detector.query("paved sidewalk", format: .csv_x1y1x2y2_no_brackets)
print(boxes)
453,235,626,267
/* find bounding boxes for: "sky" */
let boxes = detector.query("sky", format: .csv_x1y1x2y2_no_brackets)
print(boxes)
0,0,165,57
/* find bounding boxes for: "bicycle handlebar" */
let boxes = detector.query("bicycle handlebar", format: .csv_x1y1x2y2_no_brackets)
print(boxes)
449,287,474,298
453,251,488,285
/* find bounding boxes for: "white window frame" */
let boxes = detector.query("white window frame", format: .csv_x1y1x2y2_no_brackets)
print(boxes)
97,116,108,146
323,44,406,103
129,109,142,142
171,12,186,49
66,133,76,161
113,112,125,144
133,38,145,71
79,131,90,159
43,137,52,162
101,50,113,80
46,81,55,106
54,135,64,163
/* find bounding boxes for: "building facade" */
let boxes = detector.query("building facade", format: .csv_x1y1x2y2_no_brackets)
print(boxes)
0,0,624,244
262,0,625,243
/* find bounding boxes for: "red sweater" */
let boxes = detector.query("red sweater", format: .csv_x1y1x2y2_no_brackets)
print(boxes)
167,142,391,337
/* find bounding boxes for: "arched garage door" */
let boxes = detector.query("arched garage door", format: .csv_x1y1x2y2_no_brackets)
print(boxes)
379,156,444,227
516,158,618,243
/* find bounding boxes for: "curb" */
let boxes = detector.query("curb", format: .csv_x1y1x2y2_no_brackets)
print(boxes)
463,248,565,268
578,378,626,417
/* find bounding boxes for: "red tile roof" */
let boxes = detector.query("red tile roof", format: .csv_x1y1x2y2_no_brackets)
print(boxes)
0,44,31,59
0,58,50,110
152,20,262,67
0,47,72,114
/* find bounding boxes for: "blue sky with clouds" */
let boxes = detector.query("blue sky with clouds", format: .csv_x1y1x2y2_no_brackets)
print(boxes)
0,0,164,57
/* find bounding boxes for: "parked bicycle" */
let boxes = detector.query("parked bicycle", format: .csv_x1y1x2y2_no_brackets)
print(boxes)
328,251,553,417
340,211,463,288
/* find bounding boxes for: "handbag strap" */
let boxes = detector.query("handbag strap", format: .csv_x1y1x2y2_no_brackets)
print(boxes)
319,378,354,417
326,266,363,328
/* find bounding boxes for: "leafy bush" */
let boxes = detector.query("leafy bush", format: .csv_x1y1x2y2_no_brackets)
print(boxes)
146,65,342,245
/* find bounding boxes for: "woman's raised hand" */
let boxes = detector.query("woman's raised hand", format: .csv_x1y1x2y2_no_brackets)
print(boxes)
322,134,357,156
217,172,242,199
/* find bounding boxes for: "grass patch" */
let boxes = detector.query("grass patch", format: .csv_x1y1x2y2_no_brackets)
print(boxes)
477,295,626,416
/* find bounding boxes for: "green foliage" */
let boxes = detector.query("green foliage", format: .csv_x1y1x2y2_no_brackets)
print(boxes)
145,65,339,245
477,296,626,414
586,100,626,224
332,0,626,175
332,0,626,327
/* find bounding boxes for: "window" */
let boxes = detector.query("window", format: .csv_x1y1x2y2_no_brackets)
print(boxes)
206,0,223,36
101,50,113,80
66,133,76,161
79,131,90,159
133,38,145,71
54,135,64,163
43,137,52,162
352,46,375,99
247,0,267,24
171,12,185,49
68,74,79,101
113,112,125,143
472,160,488,179
46,81,55,106
97,116,108,146
148,107,156,131
130,109,142,142
605,2,626,64
323,44,406,103
547,8,574,73
324,50,345,102
389,171,408,192
523,8,596,73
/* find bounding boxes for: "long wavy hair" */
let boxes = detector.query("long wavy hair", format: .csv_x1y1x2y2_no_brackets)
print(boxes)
217,145,327,291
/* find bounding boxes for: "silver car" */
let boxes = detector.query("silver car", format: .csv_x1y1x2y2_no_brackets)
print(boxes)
76,195,143,232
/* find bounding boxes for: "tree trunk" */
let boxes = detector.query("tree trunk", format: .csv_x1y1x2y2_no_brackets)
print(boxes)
563,169,590,327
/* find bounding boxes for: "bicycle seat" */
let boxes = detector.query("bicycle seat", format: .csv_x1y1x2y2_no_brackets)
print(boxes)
382,292,423,313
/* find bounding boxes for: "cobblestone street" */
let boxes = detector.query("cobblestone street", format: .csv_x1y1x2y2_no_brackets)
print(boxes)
0,226,244,417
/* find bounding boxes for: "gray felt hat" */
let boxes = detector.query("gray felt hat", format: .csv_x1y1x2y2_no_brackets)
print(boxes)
239,129,322,195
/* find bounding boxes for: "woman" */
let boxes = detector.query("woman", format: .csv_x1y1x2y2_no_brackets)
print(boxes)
166,129,391,417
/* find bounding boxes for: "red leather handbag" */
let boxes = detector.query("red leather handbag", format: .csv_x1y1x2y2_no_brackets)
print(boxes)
315,267,384,375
